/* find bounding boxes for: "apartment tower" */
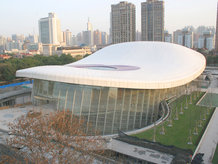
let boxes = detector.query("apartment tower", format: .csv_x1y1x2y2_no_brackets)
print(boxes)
111,1,136,44
141,0,164,41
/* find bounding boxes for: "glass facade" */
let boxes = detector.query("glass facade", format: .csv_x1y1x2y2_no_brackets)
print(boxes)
32,79,191,135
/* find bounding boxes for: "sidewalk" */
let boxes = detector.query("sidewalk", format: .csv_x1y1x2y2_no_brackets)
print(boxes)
193,108,218,164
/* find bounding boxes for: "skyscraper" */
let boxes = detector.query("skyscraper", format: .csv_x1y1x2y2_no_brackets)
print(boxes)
141,0,164,41
111,1,136,44
93,30,102,45
39,13,61,44
83,19,93,46
215,3,218,54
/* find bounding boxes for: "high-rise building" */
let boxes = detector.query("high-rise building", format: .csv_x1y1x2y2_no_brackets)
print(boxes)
141,0,164,41
87,18,93,31
101,32,109,45
76,32,83,46
38,13,61,44
83,19,93,46
93,30,102,45
65,29,72,46
136,31,141,41
12,34,25,42
111,1,136,44
27,34,38,43
173,28,193,49
198,31,215,51
164,31,172,43
215,3,218,54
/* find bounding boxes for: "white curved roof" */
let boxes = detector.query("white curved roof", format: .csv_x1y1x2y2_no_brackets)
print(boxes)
16,42,206,89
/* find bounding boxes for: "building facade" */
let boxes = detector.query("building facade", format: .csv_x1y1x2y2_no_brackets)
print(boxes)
16,42,205,136
39,13,61,44
111,1,136,44
141,0,164,41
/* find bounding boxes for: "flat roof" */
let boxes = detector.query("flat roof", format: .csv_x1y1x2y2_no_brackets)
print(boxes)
16,42,206,89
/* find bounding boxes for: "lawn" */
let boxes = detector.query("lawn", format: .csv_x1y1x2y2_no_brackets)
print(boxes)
212,144,218,164
133,92,215,151
199,93,218,107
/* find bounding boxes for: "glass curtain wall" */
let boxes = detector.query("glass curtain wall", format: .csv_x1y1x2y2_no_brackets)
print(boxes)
33,79,190,135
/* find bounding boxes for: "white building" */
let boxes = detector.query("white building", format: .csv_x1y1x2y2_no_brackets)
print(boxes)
39,13,61,45
16,42,205,135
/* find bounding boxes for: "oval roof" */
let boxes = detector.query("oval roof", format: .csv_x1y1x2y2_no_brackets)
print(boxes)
16,42,206,89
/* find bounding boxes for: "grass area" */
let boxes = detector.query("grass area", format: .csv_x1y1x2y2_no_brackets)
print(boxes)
133,92,215,152
199,93,218,107
212,144,218,164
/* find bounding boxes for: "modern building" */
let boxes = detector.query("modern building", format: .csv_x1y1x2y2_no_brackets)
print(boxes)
111,1,136,44
141,0,164,41
16,42,206,135
39,13,61,44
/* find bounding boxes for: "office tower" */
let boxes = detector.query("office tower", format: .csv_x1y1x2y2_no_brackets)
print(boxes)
38,13,61,44
93,30,102,45
101,32,109,45
215,3,218,54
141,0,164,41
83,19,93,46
111,1,136,44
76,32,83,46
87,18,93,31
72,35,77,46
65,29,72,46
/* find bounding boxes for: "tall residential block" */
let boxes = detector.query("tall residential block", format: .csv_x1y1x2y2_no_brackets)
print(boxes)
215,3,218,54
173,28,193,49
141,0,164,41
111,1,136,44
198,31,215,51
39,13,61,44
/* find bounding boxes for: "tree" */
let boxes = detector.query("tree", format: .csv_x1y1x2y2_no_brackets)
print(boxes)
5,111,105,164
0,63,16,81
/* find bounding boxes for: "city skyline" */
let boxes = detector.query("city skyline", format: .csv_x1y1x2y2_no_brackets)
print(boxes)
0,0,217,37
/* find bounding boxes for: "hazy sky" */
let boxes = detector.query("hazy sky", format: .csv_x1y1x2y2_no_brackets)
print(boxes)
0,0,217,37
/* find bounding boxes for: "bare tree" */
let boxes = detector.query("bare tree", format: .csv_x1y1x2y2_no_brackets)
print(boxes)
5,110,105,164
